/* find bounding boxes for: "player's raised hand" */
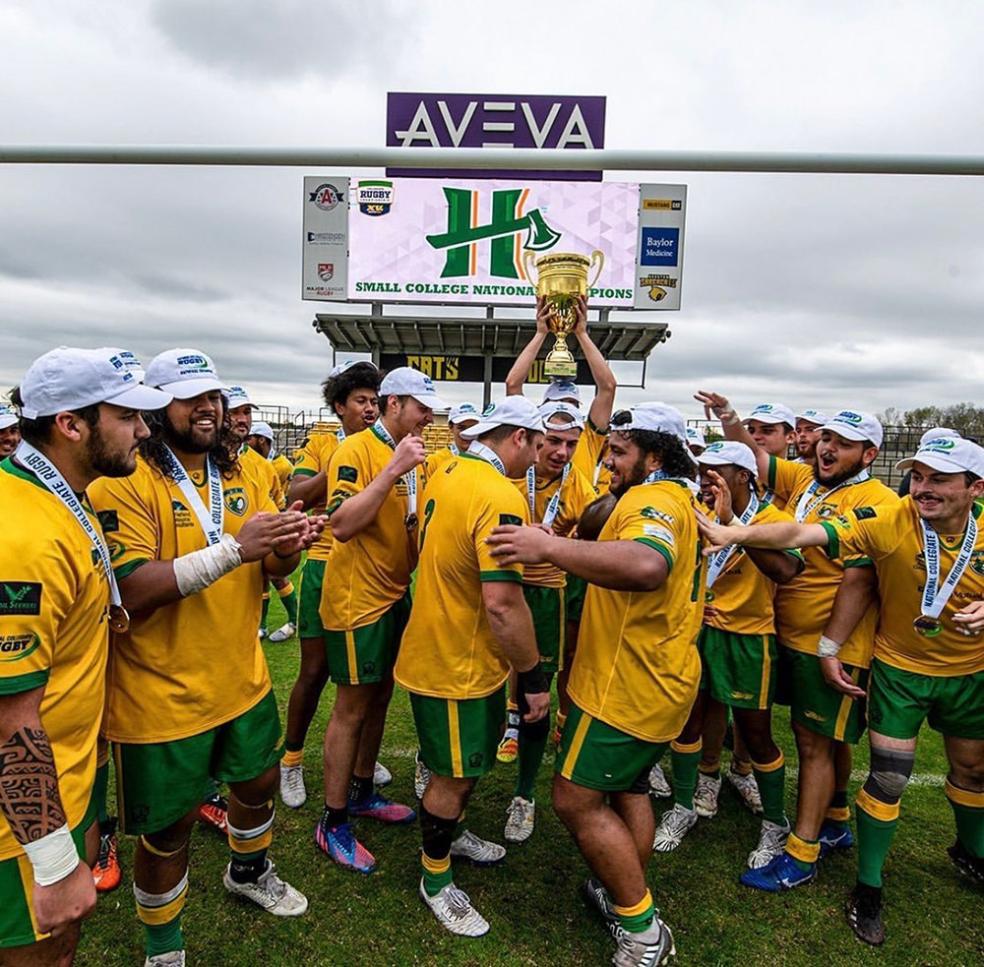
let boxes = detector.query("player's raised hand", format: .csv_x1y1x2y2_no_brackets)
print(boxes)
703,468,735,524
535,296,554,335
695,508,739,554
389,434,427,477
694,390,734,423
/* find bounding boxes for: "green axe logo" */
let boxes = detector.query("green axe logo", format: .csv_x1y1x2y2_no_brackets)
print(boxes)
426,187,561,279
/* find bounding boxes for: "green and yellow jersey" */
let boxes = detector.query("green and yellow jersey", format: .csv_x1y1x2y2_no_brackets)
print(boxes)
571,417,611,492
291,433,342,562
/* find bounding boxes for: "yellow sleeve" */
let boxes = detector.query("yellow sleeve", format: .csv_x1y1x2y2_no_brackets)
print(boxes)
819,505,897,563
474,488,527,583
325,439,372,517
293,437,327,478
89,475,160,580
619,493,681,571
766,455,813,505
571,420,608,480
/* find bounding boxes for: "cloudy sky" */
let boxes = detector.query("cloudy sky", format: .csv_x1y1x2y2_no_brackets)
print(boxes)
2,0,983,424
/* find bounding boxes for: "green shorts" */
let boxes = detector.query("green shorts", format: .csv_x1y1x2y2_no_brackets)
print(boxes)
556,703,668,793
779,645,869,744
524,584,566,674
566,575,588,623
298,557,327,640
410,686,507,779
700,626,778,710
0,793,95,949
323,593,410,685
868,659,984,740
114,690,282,835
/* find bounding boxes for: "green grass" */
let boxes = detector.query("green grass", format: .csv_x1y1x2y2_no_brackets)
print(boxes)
79,591,983,965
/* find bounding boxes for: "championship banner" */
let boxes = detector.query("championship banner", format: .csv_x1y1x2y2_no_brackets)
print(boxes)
347,178,639,307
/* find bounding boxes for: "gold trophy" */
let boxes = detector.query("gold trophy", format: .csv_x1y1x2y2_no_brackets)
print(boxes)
523,250,604,378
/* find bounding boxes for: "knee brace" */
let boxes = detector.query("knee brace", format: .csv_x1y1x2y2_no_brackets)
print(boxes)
863,746,915,805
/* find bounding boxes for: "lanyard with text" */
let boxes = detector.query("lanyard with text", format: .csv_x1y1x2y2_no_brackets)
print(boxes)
161,445,224,545
914,514,978,636
450,443,460,457
794,468,870,523
526,462,571,527
17,443,130,633
706,492,760,589
336,426,346,443
373,419,419,529
467,442,507,476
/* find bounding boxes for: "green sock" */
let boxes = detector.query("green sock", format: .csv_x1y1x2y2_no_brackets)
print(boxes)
670,742,702,811
948,795,984,857
94,758,110,824
515,719,549,802
615,891,655,934
260,595,271,629
279,587,298,625
421,854,453,897
856,805,898,888
144,917,184,958
752,757,787,827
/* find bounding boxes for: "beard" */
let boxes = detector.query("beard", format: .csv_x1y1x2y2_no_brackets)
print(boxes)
815,456,868,487
610,455,650,497
164,413,219,454
86,428,136,478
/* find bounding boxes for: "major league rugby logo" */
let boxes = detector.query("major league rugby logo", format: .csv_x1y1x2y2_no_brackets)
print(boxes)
318,263,335,282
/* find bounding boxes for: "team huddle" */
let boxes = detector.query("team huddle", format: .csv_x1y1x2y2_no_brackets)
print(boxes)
1,299,982,966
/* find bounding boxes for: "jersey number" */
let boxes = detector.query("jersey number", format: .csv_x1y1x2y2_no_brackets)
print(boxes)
419,498,436,549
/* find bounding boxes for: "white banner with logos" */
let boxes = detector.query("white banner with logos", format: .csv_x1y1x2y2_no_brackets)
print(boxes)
302,177,350,302
633,183,687,311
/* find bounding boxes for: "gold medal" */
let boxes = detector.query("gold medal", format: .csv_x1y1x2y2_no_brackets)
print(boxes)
405,513,418,531
913,614,943,637
108,604,130,634
705,590,716,604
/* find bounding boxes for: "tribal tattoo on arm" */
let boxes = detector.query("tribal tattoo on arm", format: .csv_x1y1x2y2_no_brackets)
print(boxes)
0,726,66,844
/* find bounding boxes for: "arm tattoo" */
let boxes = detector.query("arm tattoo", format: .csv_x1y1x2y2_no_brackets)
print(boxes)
0,726,67,844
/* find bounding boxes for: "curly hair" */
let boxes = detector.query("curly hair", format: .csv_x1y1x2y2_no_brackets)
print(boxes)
139,403,240,480
610,411,695,480
321,363,382,414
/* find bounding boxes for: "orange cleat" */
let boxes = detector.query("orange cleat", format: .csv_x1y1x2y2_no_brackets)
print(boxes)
93,820,122,893
198,793,229,834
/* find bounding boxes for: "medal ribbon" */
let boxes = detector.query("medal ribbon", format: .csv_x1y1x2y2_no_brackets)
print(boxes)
450,443,460,457
919,514,978,620
526,462,571,527
467,442,507,476
161,445,224,545
706,492,760,589
794,468,870,523
373,419,418,521
336,426,346,443
17,443,122,610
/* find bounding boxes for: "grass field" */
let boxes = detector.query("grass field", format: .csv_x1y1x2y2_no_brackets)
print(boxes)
78,591,983,966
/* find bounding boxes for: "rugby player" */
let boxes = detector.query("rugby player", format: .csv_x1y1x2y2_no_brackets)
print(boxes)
897,427,960,497
652,442,802,870
793,409,829,467
315,367,445,873
744,403,796,461
696,392,898,892
247,422,294,503
0,347,168,964
697,435,984,943
281,361,382,808
0,403,20,457
395,395,550,935
489,403,703,967
90,349,317,966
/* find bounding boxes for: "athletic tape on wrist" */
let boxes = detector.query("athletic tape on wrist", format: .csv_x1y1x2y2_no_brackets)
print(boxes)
22,824,80,887
518,663,548,696
817,635,842,658
172,533,243,597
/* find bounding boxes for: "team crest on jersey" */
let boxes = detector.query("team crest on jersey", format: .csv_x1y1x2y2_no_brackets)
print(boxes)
815,505,838,520
224,488,248,517
97,509,119,532
971,550,984,576
338,466,358,483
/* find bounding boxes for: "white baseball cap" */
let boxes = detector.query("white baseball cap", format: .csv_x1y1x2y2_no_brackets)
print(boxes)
611,402,698,464
328,359,377,379
461,396,546,439
539,401,585,432
19,347,172,420
250,420,274,441
686,426,706,449
896,437,984,478
698,440,758,475
0,403,17,431
448,402,480,426
225,385,253,410
541,380,581,405
144,348,225,399
796,408,829,426
820,410,883,449
378,367,449,411
746,403,796,427
918,426,960,447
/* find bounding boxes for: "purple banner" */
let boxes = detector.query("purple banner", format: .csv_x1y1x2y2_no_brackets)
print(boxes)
386,92,606,181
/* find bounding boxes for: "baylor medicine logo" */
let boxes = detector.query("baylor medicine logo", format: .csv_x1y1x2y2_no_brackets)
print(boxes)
425,187,561,279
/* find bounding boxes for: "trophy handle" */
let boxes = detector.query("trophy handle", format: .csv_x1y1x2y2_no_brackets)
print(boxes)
587,249,605,291
522,250,539,288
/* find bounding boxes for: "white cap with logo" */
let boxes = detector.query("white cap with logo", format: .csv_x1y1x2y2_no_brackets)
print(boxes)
795,408,829,426
746,403,796,427
0,403,17,431
225,385,253,409
611,402,698,464
896,437,984,478
539,401,585,432
918,426,960,447
378,367,449,411
19,347,172,420
144,349,226,400
461,397,546,439
698,440,758,475
820,410,884,449
250,420,274,442
686,425,706,449
542,380,581,405
328,359,377,379
448,402,480,426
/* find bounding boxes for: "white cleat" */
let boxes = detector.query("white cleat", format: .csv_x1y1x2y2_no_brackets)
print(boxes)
419,878,490,937
373,760,392,788
747,819,791,869
145,953,185,967
223,860,308,916
280,763,306,808
693,772,722,818
726,768,763,815
652,803,698,853
611,917,676,966
258,627,268,640
504,796,536,843
268,622,296,643
648,763,672,799
450,828,507,866
414,751,431,800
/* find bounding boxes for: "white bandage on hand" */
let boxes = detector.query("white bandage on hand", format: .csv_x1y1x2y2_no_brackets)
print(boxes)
22,824,80,886
172,533,243,597
817,635,843,658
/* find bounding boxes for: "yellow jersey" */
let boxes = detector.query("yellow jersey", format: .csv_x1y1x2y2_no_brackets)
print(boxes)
272,455,293,503
89,453,275,743
0,459,110,860
320,426,421,631
291,433,342,562
704,500,802,636
572,418,612,492
241,444,283,510
424,446,458,484
395,453,529,699
821,498,984,677
767,455,898,667
568,480,704,743
511,465,598,588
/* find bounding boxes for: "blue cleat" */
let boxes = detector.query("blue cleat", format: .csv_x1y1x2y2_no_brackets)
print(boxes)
740,851,817,892
314,819,377,874
348,792,417,825
819,820,854,858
